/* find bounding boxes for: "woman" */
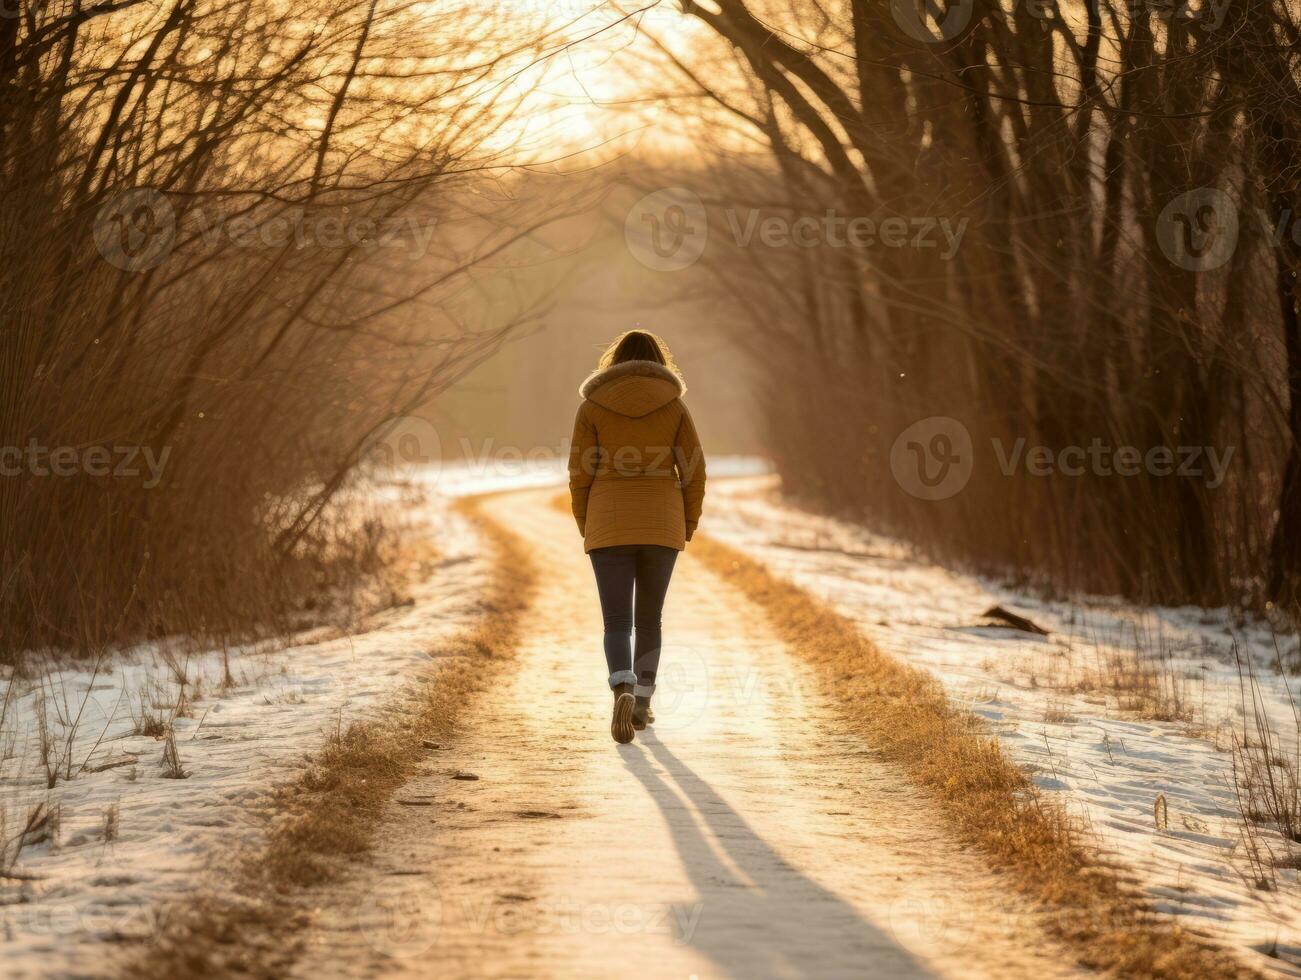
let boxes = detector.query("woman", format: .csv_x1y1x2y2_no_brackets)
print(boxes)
568,330,706,744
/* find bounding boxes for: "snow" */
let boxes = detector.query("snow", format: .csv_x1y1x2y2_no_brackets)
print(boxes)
0,487,491,979
422,453,769,497
702,475,1301,976
5,460,1297,977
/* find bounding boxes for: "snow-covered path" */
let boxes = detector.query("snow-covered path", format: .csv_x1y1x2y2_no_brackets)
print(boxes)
289,487,1080,979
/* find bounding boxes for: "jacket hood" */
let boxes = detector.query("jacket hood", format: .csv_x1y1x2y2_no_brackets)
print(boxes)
579,359,685,418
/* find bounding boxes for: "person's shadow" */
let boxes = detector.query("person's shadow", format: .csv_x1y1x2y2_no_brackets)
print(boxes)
619,731,937,979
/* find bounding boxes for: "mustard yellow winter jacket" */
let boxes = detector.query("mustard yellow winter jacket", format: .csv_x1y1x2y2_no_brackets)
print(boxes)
568,360,706,552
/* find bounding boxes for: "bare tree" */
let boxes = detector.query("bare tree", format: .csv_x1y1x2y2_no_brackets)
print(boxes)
0,0,581,658
630,0,1301,610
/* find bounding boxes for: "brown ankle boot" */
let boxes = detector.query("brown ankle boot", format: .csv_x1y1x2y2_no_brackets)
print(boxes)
610,683,635,744
632,682,655,730
632,695,653,730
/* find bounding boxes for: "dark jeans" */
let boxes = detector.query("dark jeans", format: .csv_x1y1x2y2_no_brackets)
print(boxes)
589,544,678,692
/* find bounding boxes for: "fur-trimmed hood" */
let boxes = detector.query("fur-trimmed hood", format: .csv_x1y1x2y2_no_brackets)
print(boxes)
579,359,685,418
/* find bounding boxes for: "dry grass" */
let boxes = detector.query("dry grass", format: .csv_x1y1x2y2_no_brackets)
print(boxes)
1022,622,1203,727
689,532,1256,979
125,495,534,978
1071,623,1202,725
1230,641,1301,891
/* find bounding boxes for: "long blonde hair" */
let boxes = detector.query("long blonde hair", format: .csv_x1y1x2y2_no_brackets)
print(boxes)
597,329,677,372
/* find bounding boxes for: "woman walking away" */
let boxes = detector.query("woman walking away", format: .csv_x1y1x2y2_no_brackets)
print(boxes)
568,330,707,744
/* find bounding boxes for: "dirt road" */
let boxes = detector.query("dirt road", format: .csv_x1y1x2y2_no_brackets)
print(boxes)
290,487,1080,979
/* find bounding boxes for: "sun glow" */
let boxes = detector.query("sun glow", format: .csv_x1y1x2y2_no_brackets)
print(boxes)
468,0,713,166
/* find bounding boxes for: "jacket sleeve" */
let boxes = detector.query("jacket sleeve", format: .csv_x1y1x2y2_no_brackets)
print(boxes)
568,402,597,535
674,403,707,540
